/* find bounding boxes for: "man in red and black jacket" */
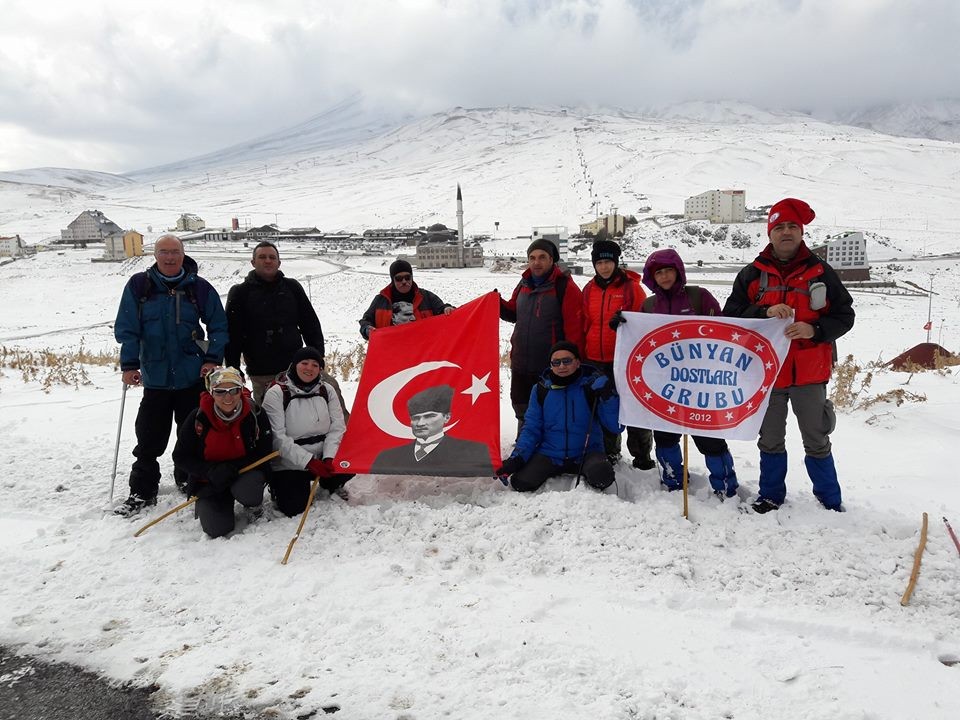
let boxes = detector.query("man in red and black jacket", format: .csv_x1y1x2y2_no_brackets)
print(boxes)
723,198,854,514
500,239,584,434
359,259,453,340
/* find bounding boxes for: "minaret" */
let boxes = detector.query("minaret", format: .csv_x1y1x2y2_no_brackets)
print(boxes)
456,184,465,268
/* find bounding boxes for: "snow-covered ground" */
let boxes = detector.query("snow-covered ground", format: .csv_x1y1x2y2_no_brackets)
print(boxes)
1,242,958,719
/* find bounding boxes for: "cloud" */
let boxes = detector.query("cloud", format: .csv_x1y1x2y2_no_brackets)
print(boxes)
0,0,956,172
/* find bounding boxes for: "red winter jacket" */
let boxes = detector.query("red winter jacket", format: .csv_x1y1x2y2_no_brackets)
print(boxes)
723,243,855,388
358,283,451,339
582,269,646,363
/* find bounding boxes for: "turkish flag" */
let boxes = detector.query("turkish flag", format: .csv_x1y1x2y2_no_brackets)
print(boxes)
923,321,933,331
334,292,500,477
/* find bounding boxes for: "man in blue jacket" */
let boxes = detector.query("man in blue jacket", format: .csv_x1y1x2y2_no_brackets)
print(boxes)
114,235,228,516
495,341,620,492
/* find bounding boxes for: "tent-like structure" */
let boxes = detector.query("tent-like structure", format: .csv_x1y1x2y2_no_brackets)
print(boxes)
887,343,954,371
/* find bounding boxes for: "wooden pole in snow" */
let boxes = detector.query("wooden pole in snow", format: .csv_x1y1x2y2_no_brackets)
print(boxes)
900,512,929,606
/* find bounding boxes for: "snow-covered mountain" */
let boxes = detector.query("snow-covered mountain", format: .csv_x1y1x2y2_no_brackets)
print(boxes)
1,100,958,254
826,99,960,144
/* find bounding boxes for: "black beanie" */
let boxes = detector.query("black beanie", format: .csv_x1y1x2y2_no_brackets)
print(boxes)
549,340,580,361
390,259,413,279
291,346,324,368
526,239,560,263
591,239,621,266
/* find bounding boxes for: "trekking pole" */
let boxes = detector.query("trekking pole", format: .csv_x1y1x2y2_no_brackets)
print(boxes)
107,383,129,505
900,512,929,606
281,475,322,565
133,451,279,537
944,516,960,557
681,434,689,520
574,394,601,489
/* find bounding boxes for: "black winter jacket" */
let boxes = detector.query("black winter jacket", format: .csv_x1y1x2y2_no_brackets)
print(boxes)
224,271,324,376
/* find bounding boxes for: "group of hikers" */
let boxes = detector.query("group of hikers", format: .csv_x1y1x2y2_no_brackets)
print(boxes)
113,196,854,537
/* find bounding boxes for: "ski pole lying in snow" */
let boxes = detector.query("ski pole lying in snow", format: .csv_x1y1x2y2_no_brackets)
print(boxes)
280,475,322,565
900,512,929,606
944,516,960,557
107,383,129,506
682,434,690,520
132,451,279,537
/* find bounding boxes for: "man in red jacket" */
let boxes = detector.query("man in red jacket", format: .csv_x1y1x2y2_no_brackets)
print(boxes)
500,239,584,434
723,198,854,513
582,238,654,469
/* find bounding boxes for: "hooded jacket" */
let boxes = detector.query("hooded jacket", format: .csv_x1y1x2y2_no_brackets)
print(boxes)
115,255,227,390
358,282,452,339
641,248,722,316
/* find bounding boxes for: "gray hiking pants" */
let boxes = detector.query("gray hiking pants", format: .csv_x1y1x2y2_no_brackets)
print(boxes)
758,383,836,458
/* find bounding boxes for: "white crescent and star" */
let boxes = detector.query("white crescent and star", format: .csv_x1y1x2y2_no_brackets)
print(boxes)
367,361,491,439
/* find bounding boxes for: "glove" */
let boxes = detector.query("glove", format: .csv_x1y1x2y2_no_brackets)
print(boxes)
307,457,332,478
495,456,524,478
608,311,626,331
206,462,238,492
185,476,216,499
589,374,616,401
322,458,336,475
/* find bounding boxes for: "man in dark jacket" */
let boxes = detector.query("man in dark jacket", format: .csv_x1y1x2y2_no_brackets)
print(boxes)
495,341,619,492
500,239,584,433
359,259,453,339
224,241,334,407
114,235,227,517
723,198,854,513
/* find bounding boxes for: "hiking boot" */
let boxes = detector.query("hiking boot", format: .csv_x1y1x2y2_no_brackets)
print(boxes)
606,452,622,466
174,475,189,495
661,481,682,492
245,504,264,522
114,493,156,518
333,486,350,502
632,456,656,471
751,497,781,514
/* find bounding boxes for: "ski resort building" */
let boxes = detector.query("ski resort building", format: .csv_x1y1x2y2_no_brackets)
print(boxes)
0,234,29,257
416,242,483,269
60,210,124,244
684,190,746,223
811,231,870,281
175,213,206,232
531,226,569,264
580,213,625,237
104,230,145,261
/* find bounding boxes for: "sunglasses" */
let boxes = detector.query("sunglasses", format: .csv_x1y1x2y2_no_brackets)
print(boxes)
211,387,242,396
394,274,413,283
550,357,576,367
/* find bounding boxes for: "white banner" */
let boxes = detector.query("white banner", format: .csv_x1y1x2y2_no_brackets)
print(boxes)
613,313,792,440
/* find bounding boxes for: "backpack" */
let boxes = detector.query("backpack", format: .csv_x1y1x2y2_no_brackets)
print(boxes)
273,378,328,411
131,270,211,322
642,285,704,314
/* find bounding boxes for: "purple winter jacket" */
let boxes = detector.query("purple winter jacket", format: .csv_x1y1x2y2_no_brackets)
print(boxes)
640,248,721,316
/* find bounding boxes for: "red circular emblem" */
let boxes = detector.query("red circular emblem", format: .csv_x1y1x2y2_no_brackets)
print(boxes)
625,319,782,431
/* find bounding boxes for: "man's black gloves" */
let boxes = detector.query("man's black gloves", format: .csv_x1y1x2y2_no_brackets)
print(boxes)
608,311,626,331
495,456,524,478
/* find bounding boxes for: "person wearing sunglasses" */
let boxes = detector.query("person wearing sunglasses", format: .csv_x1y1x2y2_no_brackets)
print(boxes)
358,259,453,340
172,367,275,537
261,346,353,513
495,341,620,493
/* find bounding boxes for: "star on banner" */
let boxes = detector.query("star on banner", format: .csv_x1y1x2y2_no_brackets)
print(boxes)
461,373,492,405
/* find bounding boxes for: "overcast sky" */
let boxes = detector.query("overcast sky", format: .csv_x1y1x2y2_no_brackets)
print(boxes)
1,0,957,174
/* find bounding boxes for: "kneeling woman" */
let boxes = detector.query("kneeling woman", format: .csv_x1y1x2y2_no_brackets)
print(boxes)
173,367,274,538
261,347,353,516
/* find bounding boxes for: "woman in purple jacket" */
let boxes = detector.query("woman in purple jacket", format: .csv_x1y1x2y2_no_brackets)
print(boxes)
640,249,739,499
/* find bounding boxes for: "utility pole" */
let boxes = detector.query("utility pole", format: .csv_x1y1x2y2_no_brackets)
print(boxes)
926,274,934,343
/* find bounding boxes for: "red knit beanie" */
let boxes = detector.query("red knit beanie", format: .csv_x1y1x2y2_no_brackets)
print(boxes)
767,198,815,236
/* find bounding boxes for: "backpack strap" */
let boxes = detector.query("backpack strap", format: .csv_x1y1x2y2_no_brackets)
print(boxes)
642,296,655,312
280,382,329,411
535,382,549,407
684,285,704,315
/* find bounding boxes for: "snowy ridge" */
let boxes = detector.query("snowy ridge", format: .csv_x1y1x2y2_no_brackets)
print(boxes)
2,102,959,251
